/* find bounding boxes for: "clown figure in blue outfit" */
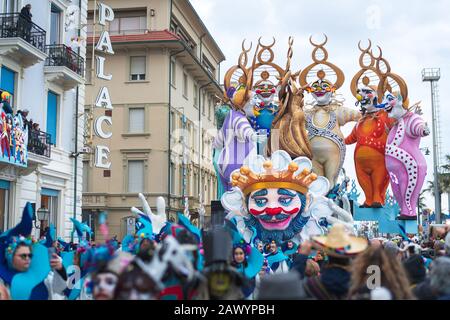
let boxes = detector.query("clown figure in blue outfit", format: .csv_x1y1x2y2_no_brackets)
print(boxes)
244,71,279,138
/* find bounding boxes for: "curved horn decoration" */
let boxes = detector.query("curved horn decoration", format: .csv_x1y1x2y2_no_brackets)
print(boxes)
258,36,276,48
309,33,328,47
358,39,372,52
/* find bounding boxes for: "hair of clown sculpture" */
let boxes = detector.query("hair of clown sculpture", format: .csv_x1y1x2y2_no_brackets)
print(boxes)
299,34,345,91
371,46,409,108
350,39,389,100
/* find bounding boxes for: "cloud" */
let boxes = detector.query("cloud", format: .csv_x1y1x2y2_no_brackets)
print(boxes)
191,0,450,212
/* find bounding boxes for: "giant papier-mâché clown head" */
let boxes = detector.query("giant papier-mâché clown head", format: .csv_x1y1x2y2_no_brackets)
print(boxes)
221,150,330,243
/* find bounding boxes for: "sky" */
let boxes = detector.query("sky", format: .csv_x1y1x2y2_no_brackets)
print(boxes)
190,0,450,213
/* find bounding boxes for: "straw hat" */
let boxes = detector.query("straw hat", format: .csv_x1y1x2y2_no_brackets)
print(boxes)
312,224,368,257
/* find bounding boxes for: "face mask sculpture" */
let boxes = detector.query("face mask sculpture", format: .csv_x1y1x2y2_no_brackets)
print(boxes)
345,42,395,208
299,35,361,189
378,63,430,219
221,150,355,244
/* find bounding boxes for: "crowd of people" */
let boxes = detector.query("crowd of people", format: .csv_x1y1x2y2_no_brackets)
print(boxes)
0,196,449,301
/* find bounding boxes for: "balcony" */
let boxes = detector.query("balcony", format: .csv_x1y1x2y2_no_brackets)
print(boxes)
44,44,85,90
21,129,52,175
0,13,47,67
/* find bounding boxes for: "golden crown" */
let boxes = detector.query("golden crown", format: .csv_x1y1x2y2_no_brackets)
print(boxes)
231,160,318,196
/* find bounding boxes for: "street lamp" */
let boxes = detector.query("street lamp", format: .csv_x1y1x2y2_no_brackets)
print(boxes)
34,207,49,238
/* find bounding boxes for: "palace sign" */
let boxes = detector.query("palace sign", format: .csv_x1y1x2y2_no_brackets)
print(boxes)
93,2,114,169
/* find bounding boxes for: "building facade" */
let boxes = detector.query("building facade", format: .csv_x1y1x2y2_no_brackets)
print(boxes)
83,0,225,241
0,0,87,240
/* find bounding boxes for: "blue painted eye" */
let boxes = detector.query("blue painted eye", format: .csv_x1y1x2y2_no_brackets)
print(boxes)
279,197,293,206
254,198,267,207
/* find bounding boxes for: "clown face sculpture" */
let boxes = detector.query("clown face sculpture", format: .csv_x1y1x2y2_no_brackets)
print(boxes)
244,73,279,134
221,150,340,243
247,188,308,239
306,77,335,106
382,92,408,120
355,86,381,114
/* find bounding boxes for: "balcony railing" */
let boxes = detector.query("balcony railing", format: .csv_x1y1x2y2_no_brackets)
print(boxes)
28,129,51,158
45,44,84,77
0,13,46,52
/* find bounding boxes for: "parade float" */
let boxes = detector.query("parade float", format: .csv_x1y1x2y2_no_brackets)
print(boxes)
214,35,431,246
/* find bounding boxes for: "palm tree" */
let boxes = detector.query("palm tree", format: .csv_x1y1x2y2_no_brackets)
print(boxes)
424,154,450,217
424,154,450,192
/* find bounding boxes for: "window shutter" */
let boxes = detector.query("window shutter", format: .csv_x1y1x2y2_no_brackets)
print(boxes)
129,108,145,133
46,91,58,145
128,161,144,192
130,56,146,75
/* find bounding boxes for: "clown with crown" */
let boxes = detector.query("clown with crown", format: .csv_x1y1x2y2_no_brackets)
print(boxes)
221,150,354,246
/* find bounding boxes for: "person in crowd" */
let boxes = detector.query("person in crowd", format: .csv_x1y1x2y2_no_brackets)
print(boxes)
0,204,68,300
90,251,133,300
348,246,415,300
300,224,369,300
113,260,162,300
429,257,450,300
383,240,403,261
403,244,426,289
445,233,450,257
304,259,321,278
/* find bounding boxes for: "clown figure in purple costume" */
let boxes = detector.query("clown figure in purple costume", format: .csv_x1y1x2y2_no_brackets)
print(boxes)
382,92,430,219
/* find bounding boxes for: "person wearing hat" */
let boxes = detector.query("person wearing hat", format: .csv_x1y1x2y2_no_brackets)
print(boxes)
0,203,69,300
302,224,368,299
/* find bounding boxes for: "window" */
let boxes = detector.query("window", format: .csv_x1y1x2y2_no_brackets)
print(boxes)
0,180,10,233
193,84,198,108
110,16,146,35
87,11,147,36
202,56,216,77
129,108,145,133
170,162,176,194
50,5,62,45
0,66,16,107
193,171,197,197
202,93,206,115
46,91,59,145
85,58,92,83
170,20,196,51
171,111,177,133
3,0,17,13
41,188,59,236
170,59,176,86
82,161,89,192
183,73,188,98
130,56,146,81
208,97,211,119
128,160,144,193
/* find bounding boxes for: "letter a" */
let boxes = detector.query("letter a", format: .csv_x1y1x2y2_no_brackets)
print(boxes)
96,87,113,109
95,31,114,54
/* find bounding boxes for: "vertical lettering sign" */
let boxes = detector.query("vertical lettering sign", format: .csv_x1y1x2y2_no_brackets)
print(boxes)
93,3,114,169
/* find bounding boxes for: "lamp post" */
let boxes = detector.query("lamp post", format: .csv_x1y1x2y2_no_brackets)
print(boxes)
422,68,442,223
35,207,49,238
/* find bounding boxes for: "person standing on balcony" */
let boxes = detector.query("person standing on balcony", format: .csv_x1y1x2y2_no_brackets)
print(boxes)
18,4,32,42
17,109,30,145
